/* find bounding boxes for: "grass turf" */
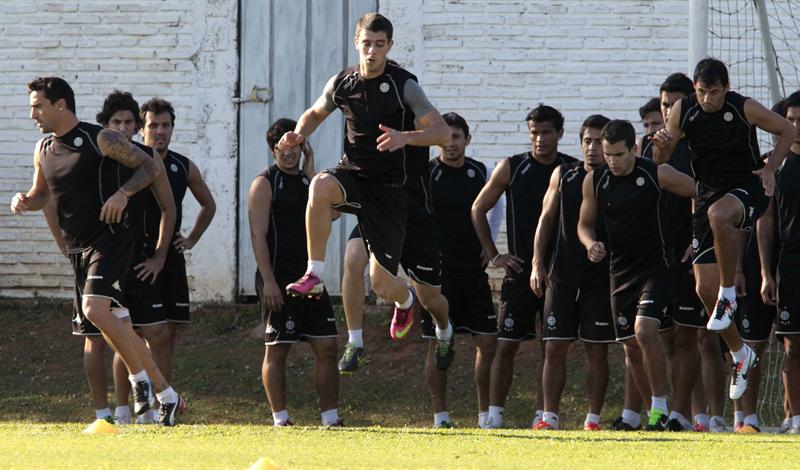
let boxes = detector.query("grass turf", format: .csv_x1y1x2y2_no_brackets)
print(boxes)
2,422,799,469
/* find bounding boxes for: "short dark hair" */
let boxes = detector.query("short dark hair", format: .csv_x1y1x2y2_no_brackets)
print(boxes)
27,76,76,113
781,90,800,117
140,97,175,125
267,118,297,150
601,119,636,149
579,114,611,141
96,90,142,129
659,72,695,97
638,97,661,120
694,57,729,87
356,13,393,41
442,112,469,137
526,104,564,131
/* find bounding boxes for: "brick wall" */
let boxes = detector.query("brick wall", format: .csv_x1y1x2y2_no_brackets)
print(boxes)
0,1,238,300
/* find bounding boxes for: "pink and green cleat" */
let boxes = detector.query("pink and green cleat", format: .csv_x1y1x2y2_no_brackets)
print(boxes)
286,272,324,299
389,294,416,340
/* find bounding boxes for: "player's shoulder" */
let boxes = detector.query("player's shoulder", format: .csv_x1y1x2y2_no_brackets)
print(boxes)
385,60,417,81
132,140,154,156
464,157,487,174
556,152,578,164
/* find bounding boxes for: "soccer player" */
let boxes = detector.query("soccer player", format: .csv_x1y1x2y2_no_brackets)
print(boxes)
637,97,665,155
11,77,184,425
472,105,577,428
579,119,696,431
652,58,797,400
278,14,454,365
248,118,340,427
531,114,615,431
758,90,800,434
139,97,216,380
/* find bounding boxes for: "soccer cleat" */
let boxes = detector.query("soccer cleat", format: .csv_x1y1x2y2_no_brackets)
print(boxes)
434,333,455,370
707,297,736,331
667,418,689,432
132,380,155,415
709,416,726,433
286,272,324,299
102,415,115,425
787,425,800,435
735,424,760,433
734,422,743,433
693,423,709,432
583,422,601,431
338,343,366,374
436,421,455,429
389,295,416,340
531,413,543,428
158,395,187,427
274,420,294,427
611,416,640,431
780,418,793,434
532,420,557,430
325,420,344,428
729,347,758,400
644,411,668,431
114,414,131,425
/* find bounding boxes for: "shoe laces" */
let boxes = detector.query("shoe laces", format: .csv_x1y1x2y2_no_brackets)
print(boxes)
713,298,732,320
343,344,358,361
648,411,665,426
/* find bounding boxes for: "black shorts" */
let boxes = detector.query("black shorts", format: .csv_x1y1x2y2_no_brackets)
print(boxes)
736,266,775,341
542,281,615,343
669,263,706,328
256,270,337,345
610,270,672,341
692,178,768,264
327,167,407,276
156,250,190,323
69,229,133,336
421,271,497,338
776,267,800,335
124,270,166,328
498,271,542,341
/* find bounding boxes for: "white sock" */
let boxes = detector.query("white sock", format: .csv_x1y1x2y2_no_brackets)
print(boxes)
395,288,413,310
651,396,668,414
488,406,503,428
321,408,339,426
792,415,800,427
306,260,325,276
128,370,149,385
434,411,450,427
694,413,710,428
734,410,744,425
478,411,488,428
155,386,178,405
95,408,112,420
542,411,559,428
585,413,601,425
622,409,641,427
273,409,290,426
730,345,749,364
719,285,736,302
744,413,759,427
114,406,131,418
435,322,453,341
348,329,364,348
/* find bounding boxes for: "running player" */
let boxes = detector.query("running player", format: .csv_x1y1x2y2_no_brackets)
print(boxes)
139,97,217,381
278,14,454,366
579,119,696,431
531,114,615,431
11,77,185,425
249,118,340,426
652,58,797,400
472,105,577,428
758,90,800,434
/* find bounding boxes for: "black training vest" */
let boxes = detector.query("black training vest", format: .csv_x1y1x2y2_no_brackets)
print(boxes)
777,151,800,268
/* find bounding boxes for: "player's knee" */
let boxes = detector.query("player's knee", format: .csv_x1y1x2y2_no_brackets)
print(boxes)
344,244,368,273
544,340,569,360
309,173,338,203
785,337,800,363
264,344,290,364
83,336,105,354
313,340,338,363
707,201,737,229
585,344,609,366
623,339,642,360
144,325,171,351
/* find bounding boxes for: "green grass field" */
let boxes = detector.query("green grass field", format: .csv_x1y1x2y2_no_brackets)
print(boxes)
3,422,800,469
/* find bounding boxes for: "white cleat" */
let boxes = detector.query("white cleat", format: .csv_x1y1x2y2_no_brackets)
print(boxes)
114,414,131,425
707,298,735,331
729,347,758,400
709,416,726,433
787,425,800,435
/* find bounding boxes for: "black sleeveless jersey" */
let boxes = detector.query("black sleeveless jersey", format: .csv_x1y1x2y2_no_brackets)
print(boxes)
593,158,671,290
139,150,190,254
506,151,577,270
118,141,157,256
776,151,800,268
642,134,694,253
428,156,487,277
678,91,762,190
332,61,421,185
258,164,311,284
549,161,608,289
39,121,128,253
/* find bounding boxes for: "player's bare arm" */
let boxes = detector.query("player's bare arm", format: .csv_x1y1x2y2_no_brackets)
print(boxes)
376,109,450,152
97,128,160,223
247,176,283,313
173,159,216,252
301,142,316,178
42,200,67,257
651,98,683,164
578,170,606,263
10,139,50,214
745,98,798,196
657,162,696,198
757,198,777,305
278,101,333,150
135,155,176,283
530,167,562,296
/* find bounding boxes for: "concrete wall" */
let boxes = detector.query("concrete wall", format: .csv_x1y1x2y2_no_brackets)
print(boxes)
0,1,238,301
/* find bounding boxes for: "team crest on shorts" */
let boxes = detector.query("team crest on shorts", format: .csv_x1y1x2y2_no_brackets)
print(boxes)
285,320,295,331
73,136,83,147
691,238,700,249
504,318,514,329
781,310,790,322
617,316,628,327
742,318,750,329
547,314,556,329
379,82,390,93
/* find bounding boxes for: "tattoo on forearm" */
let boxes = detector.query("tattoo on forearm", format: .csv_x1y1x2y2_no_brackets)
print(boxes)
97,129,159,196
120,159,159,196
